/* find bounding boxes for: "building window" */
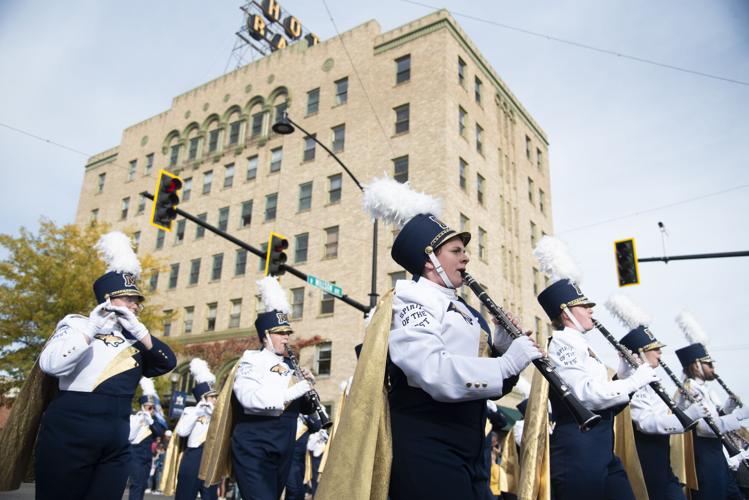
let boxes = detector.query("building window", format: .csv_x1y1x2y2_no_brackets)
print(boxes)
202,170,213,195
183,307,194,334
474,76,482,104
188,137,200,161
132,231,140,252
149,271,159,291
395,54,411,84
328,174,342,204
168,263,179,289
224,163,235,188
211,253,224,281
476,174,485,205
537,147,543,169
228,120,242,145
528,177,535,204
530,221,538,247
290,288,304,319
320,291,335,315
246,155,258,180
182,177,192,202
295,233,309,263
206,303,217,332
459,158,467,190
533,268,540,295
307,88,320,115
525,135,532,160
175,220,186,244
476,124,483,154
269,147,283,173
251,112,264,138
137,193,146,214
390,271,406,288
458,57,466,85
218,207,229,231
393,156,408,183
169,144,180,167
240,200,253,227
156,229,165,250
235,249,247,276
90,208,98,223
120,197,129,220
208,129,220,153
539,189,546,214
334,77,348,105
458,107,467,136
460,213,470,232
163,310,172,337
195,213,207,239
303,135,316,161
478,227,487,261
324,226,339,259
315,342,332,375
331,124,345,153
298,182,312,212
394,104,409,134
97,172,106,193
189,258,201,285
229,299,242,328
265,193,278,221
128,160,137,181
145,154,154,176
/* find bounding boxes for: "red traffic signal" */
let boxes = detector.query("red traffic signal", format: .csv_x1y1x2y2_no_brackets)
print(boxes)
265,232,289,276
614,238,640,287
150,170,183,231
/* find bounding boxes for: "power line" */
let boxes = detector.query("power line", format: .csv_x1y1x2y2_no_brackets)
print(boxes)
401,0,749,88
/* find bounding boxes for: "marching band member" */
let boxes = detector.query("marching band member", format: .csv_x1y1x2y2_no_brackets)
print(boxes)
174,358,219,500
35,231,176,500
534,236,658,500
364,178,542,499
675,311,749,500
231,276,317,500
129,377,167,500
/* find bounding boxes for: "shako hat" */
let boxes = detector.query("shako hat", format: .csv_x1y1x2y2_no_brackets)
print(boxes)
675,311,714,369
138,377,158,406
189,358,218,401
605,294,664,353
254,276,293,341
92,231,144,304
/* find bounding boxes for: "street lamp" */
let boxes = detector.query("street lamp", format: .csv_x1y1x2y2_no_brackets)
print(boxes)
273,112,378,310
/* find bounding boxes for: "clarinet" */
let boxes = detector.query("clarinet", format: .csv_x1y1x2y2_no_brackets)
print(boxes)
660,361,743,456
462,273,601,432
715,374,743,408
285,346,333,429
592,319,698,432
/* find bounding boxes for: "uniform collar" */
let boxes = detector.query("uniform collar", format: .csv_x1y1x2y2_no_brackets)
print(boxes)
260,347,284,361
418,276,458,299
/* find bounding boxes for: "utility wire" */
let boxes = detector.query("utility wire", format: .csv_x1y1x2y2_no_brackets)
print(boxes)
401,0,749,88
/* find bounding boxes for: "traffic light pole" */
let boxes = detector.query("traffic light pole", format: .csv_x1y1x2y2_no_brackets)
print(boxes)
638,250,749,263
142,191,370,314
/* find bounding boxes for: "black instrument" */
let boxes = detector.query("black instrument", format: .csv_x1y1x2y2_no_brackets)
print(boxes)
285,346,333,430
715,374,743,408
462,272,601,432
592,319,698,432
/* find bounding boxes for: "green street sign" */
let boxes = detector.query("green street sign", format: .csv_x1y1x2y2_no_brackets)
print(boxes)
307,274,343,298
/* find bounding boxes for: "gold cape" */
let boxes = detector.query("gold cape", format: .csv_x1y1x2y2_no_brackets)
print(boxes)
0,360,57,491
516,366,551,500
314,290,394,500
613,405,649,500
498,425,519,495
159,432,185,496
198,362,241,485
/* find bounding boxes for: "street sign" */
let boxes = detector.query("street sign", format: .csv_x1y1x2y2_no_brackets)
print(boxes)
307,275,343,297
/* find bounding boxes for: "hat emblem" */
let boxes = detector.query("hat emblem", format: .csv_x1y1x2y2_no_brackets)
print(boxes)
123,273,137,287
428,215,449,230
644,327,655,341
276,312,289,325
570,281,583,297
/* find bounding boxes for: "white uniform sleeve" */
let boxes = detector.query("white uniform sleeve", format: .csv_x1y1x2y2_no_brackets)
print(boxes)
175,407,199,437
39,316,92,377
630,386,682,434
129,414,142,442
547,335,630,410
233,355,285,413
389,299,507,402
513,421,524,447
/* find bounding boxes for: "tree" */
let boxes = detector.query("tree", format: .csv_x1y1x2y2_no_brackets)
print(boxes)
0,219,171,392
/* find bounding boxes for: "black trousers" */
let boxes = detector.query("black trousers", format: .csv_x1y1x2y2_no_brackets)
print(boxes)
175,445,218,500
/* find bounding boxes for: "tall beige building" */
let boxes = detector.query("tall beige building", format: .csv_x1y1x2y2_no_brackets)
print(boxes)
75,10,553,411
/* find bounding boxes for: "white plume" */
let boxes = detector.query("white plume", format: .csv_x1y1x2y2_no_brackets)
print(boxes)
189,358,215,385
532,235,583,284
676,311,709,345
605,293,651,329
95,231,141,277
362,176,442,228
515,377,531,398
139,377,157,397
256,276,290,314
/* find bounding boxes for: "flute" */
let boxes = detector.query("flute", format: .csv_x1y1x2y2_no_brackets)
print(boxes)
285,346,333,430
462,272,601,432
592,320,698,432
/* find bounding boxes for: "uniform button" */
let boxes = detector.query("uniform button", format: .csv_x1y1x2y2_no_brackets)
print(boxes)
474,383,480,388
482,383,488,388
466,383,472,388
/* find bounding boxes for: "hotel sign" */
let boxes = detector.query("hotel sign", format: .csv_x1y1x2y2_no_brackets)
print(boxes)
239,0,319,54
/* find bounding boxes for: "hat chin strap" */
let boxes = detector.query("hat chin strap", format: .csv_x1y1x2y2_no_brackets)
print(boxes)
427,252,455,289
562,306,586,333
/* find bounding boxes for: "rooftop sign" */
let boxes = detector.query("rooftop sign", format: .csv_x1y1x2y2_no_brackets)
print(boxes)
238,0,319,55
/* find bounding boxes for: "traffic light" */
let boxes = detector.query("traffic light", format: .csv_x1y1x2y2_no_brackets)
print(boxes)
265,232,288,276
150,170,183,231
614,238,640,287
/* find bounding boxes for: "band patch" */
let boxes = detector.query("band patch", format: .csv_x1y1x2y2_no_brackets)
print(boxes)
447,302,474,325
555,344,578,367
398,304,430,327
95,333,126,347
270,363,290,375
51,326,71,341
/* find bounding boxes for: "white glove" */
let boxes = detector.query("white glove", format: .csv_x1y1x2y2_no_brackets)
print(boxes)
626,363,659,392
284,380,312,404
492,327,513,354
731,405,749,421
197,402,214,416
108,305,149,341
616,355,634,380
86,302,117,339
497,336,542,378
727,449,749,471
139,411,154,426
684,402,710,421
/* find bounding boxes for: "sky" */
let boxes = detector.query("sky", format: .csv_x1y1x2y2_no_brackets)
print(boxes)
1,1,748,397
